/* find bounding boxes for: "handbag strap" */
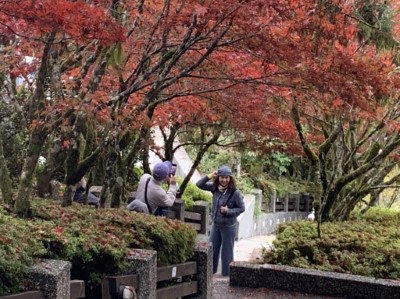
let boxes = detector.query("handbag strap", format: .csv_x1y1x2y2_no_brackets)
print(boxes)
224,189,236,206
144,177,152,214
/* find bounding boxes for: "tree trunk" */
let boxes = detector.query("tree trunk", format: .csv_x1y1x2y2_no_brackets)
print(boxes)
99,144,118,208
14,128,47,217
163,125,179,162
100,182,110,208
36,171,52,198
49,180,61,201
0,133,13,204
61,120,105,207
110,176,123,208
14,32,55,217
110,149,123,208
179,127,221,194
36,137,64,198
62,184,77,208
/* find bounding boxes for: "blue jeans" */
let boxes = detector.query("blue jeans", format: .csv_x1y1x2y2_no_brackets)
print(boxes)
154,207,169,217
209,223,237,276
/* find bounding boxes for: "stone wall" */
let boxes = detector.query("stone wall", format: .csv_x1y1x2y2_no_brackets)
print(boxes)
230,262,400,299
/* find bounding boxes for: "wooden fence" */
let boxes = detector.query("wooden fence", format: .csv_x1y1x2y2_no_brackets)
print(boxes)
0,280,85,299
102,274,139,299
0,291,44,299
156,261,198,299
90,186,210,235
271,192,313,213
101,261,198,299
167,199,209,234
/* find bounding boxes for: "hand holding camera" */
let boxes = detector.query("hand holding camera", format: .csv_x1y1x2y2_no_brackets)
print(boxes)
168,163,177,185
170,164,177,176
169,174,177,185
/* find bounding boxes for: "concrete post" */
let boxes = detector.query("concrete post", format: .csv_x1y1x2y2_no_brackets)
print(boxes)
185,235,212,299
119,249,157,299
251,188,263,213
271,190,277,213
27,259,71,299
304,193,311,212
284,193,289,212
294,192,300,212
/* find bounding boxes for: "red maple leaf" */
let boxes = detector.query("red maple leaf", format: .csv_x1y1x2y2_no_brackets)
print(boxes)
332,98,344,108
194,5,208,16
54,227,64,236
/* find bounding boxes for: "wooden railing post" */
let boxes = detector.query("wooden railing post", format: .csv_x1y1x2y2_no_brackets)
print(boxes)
170,199,185,220
70,280,85,299
191,201,210,235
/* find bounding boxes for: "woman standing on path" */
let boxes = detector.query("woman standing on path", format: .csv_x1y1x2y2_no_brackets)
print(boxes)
196,165,245,276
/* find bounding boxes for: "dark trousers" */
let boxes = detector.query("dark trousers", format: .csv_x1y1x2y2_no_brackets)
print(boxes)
209,223,236,276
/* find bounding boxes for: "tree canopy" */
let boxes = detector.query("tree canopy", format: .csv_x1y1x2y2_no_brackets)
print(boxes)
1,0,400,221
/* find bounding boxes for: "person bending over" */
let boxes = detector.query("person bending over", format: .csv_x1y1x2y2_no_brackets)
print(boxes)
73,177,100,207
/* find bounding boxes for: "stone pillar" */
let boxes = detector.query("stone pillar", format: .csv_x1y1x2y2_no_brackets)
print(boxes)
192,201,210,235
304,193,311,212
284,193,289,212
185,235,212,299
27,259,71,299
294,192,300,212
120,249,157,299
271,190,277,213
251,188,262,213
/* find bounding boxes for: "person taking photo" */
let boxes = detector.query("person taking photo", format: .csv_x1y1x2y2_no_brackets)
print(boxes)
127,161,178,216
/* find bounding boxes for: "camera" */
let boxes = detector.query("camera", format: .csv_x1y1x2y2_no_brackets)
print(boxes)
170,163,177,176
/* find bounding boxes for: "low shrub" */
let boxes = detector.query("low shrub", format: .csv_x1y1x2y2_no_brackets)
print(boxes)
262,208,400,280
0,200,197,296
179,179,212,210
0,206,46,295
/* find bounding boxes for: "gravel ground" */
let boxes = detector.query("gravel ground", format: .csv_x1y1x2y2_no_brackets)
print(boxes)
211,276,344,299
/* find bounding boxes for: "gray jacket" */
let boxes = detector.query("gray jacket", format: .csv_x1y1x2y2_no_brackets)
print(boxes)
196,176,245,227
127,173,177,214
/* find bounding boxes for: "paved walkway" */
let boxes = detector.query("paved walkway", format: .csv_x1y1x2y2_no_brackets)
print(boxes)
234,234,275,262
215,234,275,276
212,234,343,298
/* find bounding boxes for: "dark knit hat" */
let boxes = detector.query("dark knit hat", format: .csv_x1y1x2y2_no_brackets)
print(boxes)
153,162,170,181
217,165,232,176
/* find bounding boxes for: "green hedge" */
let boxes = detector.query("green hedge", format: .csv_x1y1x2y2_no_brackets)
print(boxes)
0,207,47,295
0,200,197,296
262,208,400,280
179,179,212,210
